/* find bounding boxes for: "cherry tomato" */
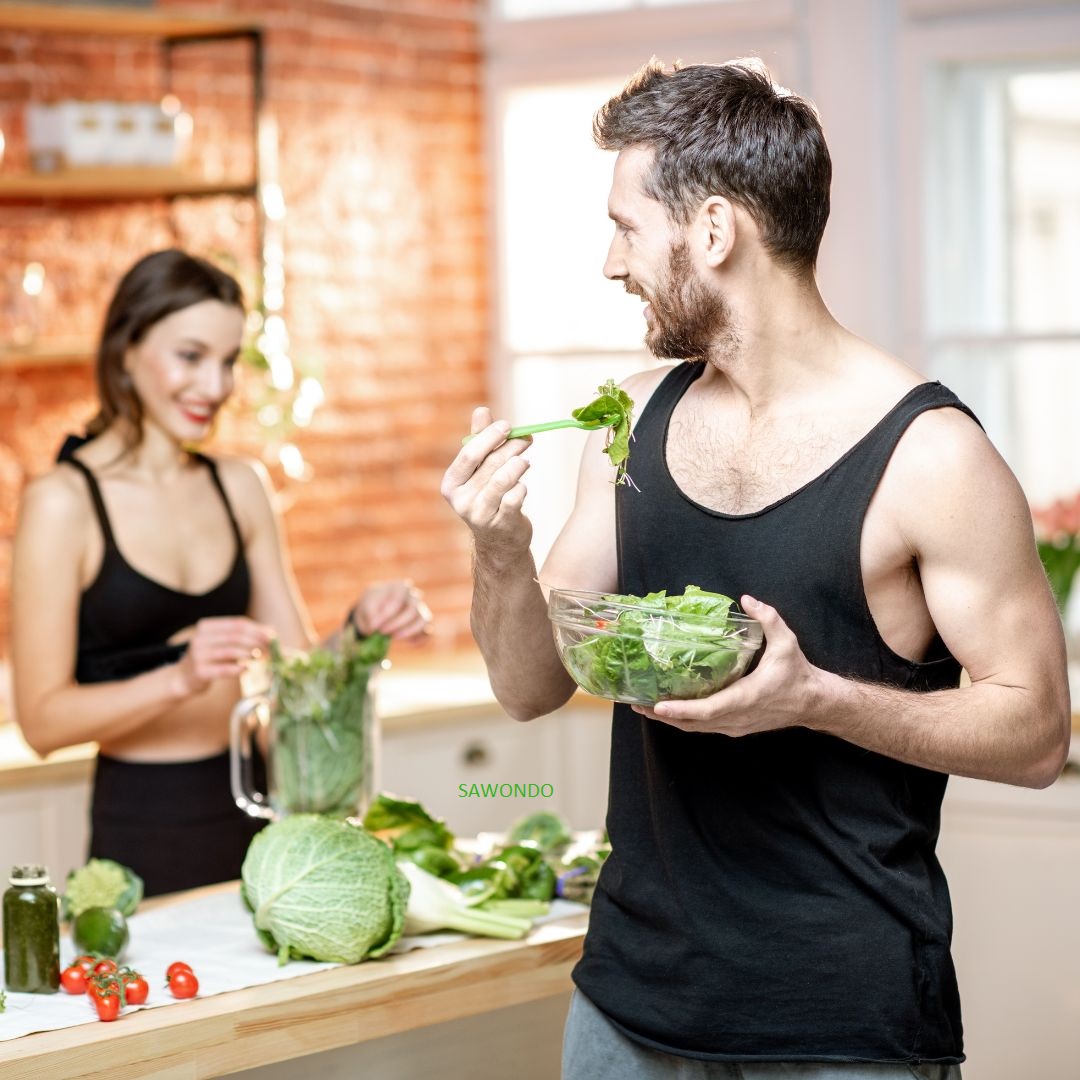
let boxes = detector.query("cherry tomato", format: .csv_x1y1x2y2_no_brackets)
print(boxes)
93,958,118,976
165,961,193,979
93,991,121,1022
90,972,120,996
167,969,199,999
73,954,98,973
60,965,88,995
117,968,148,1004
124,976,149,1005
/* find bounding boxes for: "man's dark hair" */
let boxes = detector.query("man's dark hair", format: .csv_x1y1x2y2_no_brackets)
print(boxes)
594,58,832,277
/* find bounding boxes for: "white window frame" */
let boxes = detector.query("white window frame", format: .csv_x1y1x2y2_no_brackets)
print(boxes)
482,0,803,411
896,2,1080,372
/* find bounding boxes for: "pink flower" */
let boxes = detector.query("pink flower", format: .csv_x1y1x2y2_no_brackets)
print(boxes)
1032,491,1080,544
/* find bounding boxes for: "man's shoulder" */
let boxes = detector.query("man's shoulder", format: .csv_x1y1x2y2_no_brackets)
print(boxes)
895,391,988,470
619,364,679,414
836,343,982,460
621,364,674,394
879,390,1014,530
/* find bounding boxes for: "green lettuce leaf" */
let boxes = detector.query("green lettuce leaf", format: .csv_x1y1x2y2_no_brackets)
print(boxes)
562,587,752,703
572,379,635,485
269,630,390,817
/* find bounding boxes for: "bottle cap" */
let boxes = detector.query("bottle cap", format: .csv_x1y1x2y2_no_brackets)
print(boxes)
9,864,49,886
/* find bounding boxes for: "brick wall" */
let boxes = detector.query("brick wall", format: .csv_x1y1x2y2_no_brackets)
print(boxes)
0,0,487,657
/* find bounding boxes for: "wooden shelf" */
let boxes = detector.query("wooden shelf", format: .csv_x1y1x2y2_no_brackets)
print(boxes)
0,342,94,368
0,168,257,201
1,6,267,366
0,3,259,39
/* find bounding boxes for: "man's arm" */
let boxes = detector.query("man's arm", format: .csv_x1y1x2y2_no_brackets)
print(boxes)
441,408,568,719
637,407,1071,788
818,406,1070,786
442,371,654,719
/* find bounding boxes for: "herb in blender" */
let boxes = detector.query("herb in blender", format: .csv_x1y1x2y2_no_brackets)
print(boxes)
269,630,390,818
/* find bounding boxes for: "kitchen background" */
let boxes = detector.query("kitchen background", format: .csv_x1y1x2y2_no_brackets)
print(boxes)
1,1,1079,1077
3,0,1080,653
0,0,487,653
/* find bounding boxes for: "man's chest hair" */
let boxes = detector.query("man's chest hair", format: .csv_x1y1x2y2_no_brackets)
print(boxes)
666,409,871,516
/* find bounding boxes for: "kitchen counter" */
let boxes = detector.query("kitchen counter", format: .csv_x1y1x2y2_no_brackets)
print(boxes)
0,650,509,789
1,882,588,1080
1,648,1072,792
0,652,615,877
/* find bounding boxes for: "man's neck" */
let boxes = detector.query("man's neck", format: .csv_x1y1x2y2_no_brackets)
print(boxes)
699,273,850,418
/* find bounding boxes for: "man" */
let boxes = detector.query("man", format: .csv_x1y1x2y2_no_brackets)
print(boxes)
441,59,1070,1079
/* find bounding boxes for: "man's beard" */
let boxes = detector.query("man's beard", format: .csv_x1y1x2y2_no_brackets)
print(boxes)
629,239,737,363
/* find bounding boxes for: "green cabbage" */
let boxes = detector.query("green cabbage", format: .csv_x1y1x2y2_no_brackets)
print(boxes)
240,814,409,965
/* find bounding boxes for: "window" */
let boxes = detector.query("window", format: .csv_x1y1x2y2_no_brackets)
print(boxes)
927,64,1080,506
499,80,657,564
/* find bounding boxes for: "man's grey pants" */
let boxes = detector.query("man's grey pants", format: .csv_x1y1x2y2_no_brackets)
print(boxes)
562,990,963,1080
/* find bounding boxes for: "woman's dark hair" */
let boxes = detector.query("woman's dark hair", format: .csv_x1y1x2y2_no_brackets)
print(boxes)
87,248,244,444
593,58,832,277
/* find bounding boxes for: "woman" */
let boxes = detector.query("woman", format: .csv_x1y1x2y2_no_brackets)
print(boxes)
11,249,431,896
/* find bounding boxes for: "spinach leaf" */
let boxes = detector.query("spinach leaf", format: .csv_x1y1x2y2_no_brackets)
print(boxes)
572,379,635,485
562,587,751,704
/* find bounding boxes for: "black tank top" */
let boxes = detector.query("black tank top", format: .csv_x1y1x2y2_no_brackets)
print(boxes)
572,365,975,1064
58,436,251,685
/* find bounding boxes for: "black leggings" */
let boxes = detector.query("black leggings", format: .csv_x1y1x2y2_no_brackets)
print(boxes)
89,751,267,898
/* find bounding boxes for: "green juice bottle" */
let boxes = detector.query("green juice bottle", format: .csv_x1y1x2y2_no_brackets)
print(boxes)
3,864,61,994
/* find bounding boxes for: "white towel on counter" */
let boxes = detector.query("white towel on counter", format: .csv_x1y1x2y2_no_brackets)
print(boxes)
0,889,586,1043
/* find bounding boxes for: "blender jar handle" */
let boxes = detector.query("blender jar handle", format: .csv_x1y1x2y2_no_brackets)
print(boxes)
229,695,275,820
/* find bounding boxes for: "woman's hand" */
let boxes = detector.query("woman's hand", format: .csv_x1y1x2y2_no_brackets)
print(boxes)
170,617,275,698
349,581,432,644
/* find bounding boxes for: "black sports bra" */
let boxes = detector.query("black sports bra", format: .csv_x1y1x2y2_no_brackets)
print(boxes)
57,436,252,685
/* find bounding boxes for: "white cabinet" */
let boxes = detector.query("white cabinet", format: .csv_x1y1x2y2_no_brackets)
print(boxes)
548,702,613,831
937,756,1080,1080
0,776,91,884
379,698,612,837
380,708,564,837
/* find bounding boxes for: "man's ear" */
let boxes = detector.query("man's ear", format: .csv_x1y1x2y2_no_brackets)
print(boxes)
700,196,736,268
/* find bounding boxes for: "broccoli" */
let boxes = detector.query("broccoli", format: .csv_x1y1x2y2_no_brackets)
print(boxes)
63,858,143,921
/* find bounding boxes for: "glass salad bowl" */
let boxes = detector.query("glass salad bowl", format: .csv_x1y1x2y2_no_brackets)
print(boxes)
548,586,763,706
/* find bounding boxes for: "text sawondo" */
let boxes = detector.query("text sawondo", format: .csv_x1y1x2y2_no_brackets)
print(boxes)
458,783,554,798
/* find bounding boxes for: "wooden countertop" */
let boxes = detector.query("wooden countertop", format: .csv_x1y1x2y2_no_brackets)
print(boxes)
0,882,588,1079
